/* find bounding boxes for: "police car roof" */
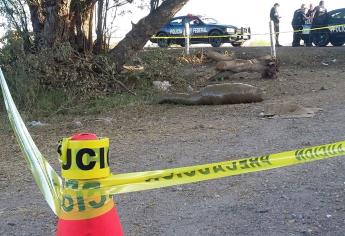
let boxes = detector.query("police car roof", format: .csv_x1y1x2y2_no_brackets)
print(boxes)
329,8,345,14
172,15,203,19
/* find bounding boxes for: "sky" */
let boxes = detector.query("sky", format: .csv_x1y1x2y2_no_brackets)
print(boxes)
0,0,343,46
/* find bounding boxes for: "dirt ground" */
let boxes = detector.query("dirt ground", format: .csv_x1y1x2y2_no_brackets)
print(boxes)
1,47,345,236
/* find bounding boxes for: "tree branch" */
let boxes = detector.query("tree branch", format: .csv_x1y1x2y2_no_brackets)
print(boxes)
108,0,189,72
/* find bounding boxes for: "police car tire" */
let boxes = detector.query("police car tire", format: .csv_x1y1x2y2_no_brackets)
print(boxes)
157,32,170,48
312,32,330,47
330,40,345,47
231,42,244,47
209,30,223,48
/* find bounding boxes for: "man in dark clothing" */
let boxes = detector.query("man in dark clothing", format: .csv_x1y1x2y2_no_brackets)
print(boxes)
313,1,328,27
270,3,282,46
292,4,308,47
311,1,328,46
306,4,315,18
304,4,314,46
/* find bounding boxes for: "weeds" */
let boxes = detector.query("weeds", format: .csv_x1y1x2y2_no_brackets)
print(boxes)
0,112,11,133
137,49,191,90
0,40,196,117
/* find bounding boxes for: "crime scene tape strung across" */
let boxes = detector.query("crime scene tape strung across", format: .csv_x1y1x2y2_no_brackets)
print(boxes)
1,68,345,220
151,23,345,39
57,138,345,220
78,141,345,195
0,69,62,215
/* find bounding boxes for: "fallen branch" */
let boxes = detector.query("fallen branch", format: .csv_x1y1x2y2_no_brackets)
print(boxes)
205,50,234,62
90,61,136,95
215,57,279,79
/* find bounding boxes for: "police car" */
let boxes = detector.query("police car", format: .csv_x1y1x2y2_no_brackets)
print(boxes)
150,14,251,48
303,8,345,46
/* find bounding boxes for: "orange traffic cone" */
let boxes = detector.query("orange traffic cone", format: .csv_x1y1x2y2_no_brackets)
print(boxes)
56,133,123,236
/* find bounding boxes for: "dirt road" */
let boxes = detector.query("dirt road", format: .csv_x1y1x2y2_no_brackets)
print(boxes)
1,47,345,235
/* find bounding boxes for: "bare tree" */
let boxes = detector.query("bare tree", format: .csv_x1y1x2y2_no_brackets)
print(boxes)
94,0,130,53
109,0,189,72
24,0,128,51
0,0,31,51
2,0,190,72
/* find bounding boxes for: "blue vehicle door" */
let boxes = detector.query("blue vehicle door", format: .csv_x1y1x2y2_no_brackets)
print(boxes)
168,17,184,39
185,16,208,43
328,9,345,44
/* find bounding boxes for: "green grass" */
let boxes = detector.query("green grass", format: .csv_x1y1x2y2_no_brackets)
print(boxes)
0,112,12,133
0,47,193,117
74,86,163,115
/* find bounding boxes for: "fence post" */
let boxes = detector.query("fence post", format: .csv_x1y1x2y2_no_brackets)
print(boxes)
269,21,276,58
184,22,190,55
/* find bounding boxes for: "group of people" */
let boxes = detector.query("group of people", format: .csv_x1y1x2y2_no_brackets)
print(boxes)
270,1,328,47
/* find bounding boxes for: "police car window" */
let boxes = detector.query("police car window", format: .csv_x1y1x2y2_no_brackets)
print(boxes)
200,17,218,24
331,11,345,19
189,19,201,25
170,19,183,25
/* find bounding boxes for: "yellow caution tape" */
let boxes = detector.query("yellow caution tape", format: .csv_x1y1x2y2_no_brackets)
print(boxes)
57,137,114,220
151,23,345,39
58,138,111,179
1,67,345,221
73,141,345,197
58,180,114,220
56,140,345,220
0,68,62,216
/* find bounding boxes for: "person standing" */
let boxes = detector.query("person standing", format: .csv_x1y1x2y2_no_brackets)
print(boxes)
313,1,328,27
305,4,315,47
292,4,308,47
311,1,328,46
306,4,315,19
270,3,283,47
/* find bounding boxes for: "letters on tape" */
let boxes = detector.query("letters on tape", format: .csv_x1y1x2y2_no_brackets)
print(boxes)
82,141,345,196
58,138,110,180
1,68,345,221
59,180,114,220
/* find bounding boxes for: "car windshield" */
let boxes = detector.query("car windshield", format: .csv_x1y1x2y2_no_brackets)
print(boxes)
200,17,218,24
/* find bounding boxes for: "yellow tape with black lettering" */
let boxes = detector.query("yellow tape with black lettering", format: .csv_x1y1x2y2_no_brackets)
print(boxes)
57,140,345,220
58,138,110,180
1,67,345,221
58,180,114,220
72,141,344,198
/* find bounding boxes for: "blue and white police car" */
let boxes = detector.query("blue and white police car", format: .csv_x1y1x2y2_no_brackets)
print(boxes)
303,8,345,46
150,14,251,48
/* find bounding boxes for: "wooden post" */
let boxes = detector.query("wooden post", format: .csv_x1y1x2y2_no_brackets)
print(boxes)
269,21,276,58
184,22,190,55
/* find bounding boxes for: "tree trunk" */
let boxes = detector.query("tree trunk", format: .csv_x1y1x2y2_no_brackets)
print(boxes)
93,0,104,53
69,0,95,51
88,5,94,49
25,0,188,55
108,0,189,72
41,0,70,47
27,1,44,49
27,0,95,51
